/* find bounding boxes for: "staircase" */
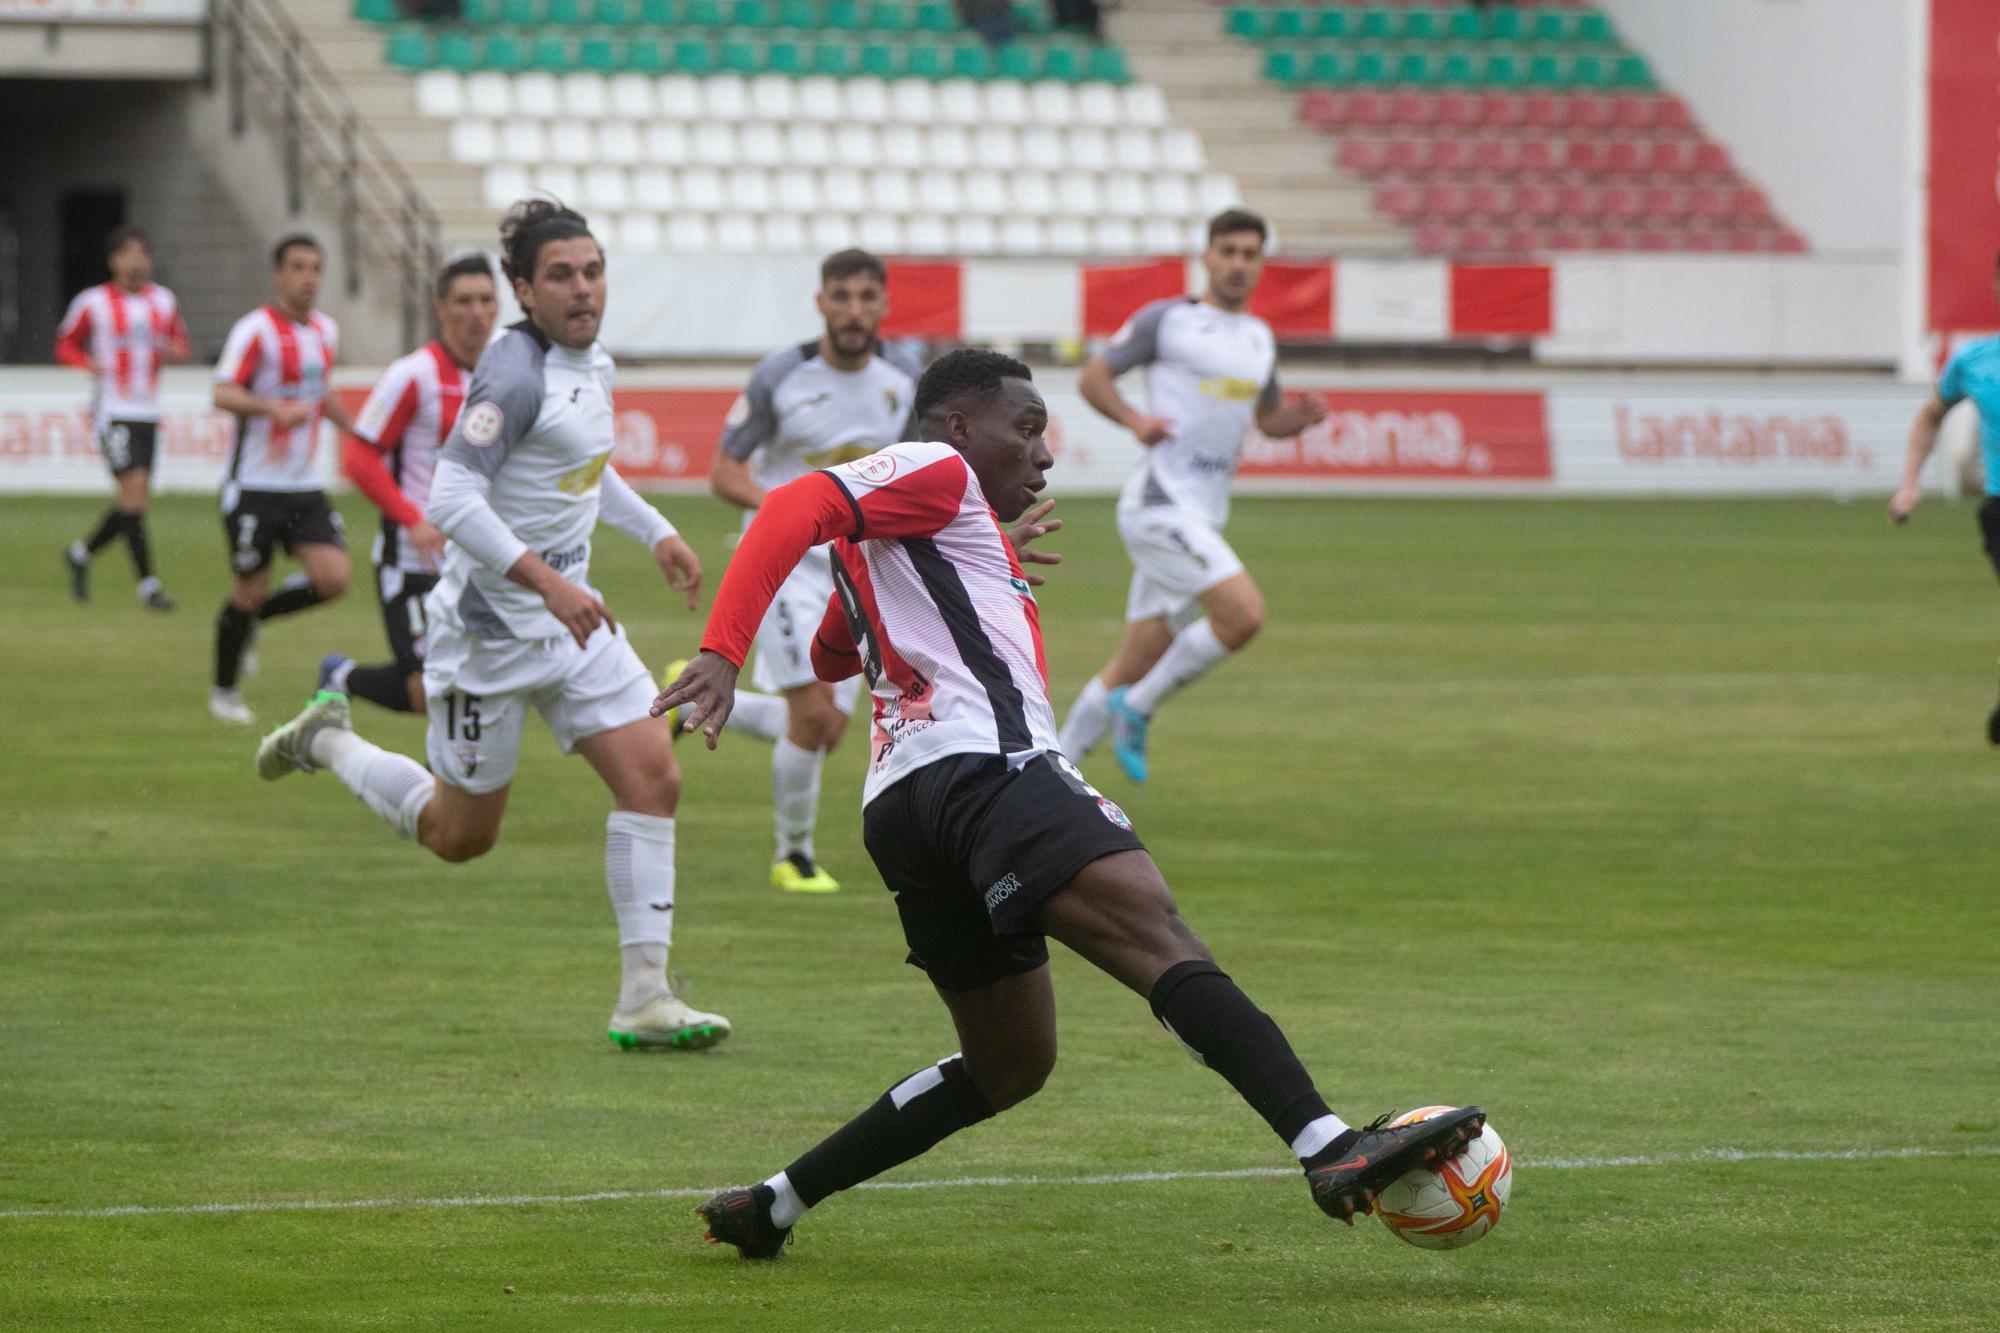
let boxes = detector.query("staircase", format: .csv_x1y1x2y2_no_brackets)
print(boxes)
1105,0,1404,255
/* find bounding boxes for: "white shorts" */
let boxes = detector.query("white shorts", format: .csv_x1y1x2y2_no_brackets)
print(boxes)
422,617,659,795
749,550,861,714
1117,503,1246,624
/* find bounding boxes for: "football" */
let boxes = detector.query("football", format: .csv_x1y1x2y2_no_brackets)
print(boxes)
1375,1106,1512,1250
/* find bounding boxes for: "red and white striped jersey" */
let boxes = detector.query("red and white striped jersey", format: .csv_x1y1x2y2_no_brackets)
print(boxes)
703,439,1057,805
213,305,340,492
53,282,188,431
349,341,468,572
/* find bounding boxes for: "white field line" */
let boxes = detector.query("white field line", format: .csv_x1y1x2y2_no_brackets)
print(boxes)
3,1145,1995,1223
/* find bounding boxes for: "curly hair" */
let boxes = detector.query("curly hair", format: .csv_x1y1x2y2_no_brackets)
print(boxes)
912,347,1033,424
498,198,595,284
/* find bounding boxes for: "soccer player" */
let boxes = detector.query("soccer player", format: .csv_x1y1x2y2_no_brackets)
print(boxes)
655,349,1483,1257
57,225,190,612
254,200,729,1051
320,253,501,715
1890,285,2000,744
709,248,920,894
1056,209,1328,784
208,235,356,725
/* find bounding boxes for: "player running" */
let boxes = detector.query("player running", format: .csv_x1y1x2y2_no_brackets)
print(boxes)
208,235,356,724
254,201,728,1051
319,253,500,715
57,225,191,612
1056,209,1327,784
1890,279,2000,744
655,349,1484,1257
709,248,919,894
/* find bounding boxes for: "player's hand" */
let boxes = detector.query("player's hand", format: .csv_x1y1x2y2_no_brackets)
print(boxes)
1889,484,1922,525
1005,498,1063,587
1295,395,1329,428
651,649,738,749
269,400,310,429
407,520,447,569
541,577,616,648
654,534,703,610
1129,414,1172,446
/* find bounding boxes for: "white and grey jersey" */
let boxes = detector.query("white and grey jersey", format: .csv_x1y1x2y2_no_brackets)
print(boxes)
430,321,619,641
718,340,920,495
1102,298,1280,529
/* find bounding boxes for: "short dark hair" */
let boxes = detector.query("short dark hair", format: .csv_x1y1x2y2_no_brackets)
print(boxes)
1206,208,1269,246
499,198,596,284
436,252,498,300
821,248,887,288
272,233,323,267
913,347,1034,423
106,225,151,258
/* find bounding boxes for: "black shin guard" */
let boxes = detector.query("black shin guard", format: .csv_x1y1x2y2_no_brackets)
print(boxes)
259,577,325,620
83,507,125,555
123,512,153,580
1149,960,1332,1147
784,1056,996,1209
346,663,416,713
215,603,257,689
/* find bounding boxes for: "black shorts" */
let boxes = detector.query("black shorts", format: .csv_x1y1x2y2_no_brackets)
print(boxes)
100,420,157,477
862,751,1147,992
378,567,439,675
220,487,346,575
1980,498,2000,583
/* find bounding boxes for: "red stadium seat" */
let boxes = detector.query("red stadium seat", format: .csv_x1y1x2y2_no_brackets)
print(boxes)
1726,229,1763,253
1594,228,1633,252
1439,93,1482,129
1459,226,1501,254
1375,182,1422,219
1422,181,1471,217
1656,97,1693,133
1522,94,1566,130
1556,183,1597,218
1604,141,1645,174
1471,138,1515,173
1465,181,1509,218
1548,226,1592,251
1573,95,1617,131
1646,140,1694,175
1383,136,1427,172
1431,137,1473,173
1516,183,1560,219
1733,187,1772,220
1612,96,1658,133
1392,92,1439,127
1602,184,1644,219
1336,137,1387,173
1352,92,1395,128
1514,137,1556,173
1688,186,1729,219
1297,92,1339,128
1501,228,1543,256
1414,224,1456,255
1641,184,1688,217
1563,138,1604,173
1693,142,1732,175
1482,92,1526,129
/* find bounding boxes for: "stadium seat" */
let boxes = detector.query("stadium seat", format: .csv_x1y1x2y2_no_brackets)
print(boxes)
549,120,593,160
1066,127,1111,171
833,124,881,168
985,79,1029,124
692,123,737,165
1076,83,1122,127
516,72,561,117
644,121,691,163
842,75,889,121
928,124,972,169
740,122,785,166
763,213,810,251
655,75,702,119
704,73,751,119
800,74,846,121
615,211,664,252
890,77,937,123
938,78,984,124
952,215,998,252
811,214,858,252
774,167,819,212
823,167,868,211
1027,79,1074,124
882,123,927,169
633,167,675,208
726,167,774,212
415,69,464,116
1113,127,1158,172
973,125,1023,170
905,214,952,253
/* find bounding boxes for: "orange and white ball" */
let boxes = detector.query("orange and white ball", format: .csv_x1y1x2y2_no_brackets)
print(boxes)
1375,1105,1512,1250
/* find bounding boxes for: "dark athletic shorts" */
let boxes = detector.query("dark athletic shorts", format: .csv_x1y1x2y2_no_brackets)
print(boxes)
220,487,346,575
100,420,157,477
378,567,439,676
862,750,1147,992
1980,498,2000,583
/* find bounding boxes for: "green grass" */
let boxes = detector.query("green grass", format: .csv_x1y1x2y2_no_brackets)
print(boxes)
3,492,1998,1331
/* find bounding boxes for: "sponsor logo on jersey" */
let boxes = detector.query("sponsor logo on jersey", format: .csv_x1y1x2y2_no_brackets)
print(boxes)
1098,798,1133,831
461,400,505,446
802,443,880,468
984,872,1023,910
850,452,899,484
1200,376,1265,402
542,540,589,572
556,451,610,496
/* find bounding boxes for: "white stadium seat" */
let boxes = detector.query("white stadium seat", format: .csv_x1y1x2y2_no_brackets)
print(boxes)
704,74,751,120
1104,172,1149,219
798,75,845,123
1113,128,1159,172
1198,174,1243,213
515,73,561,119
466,72,511,119
1147,173,1194,218
449,121,498,165
614,213,664,253
740,122,785,167
609,73,655,119
499,121,547,165
937,79,983,125
1019,127,1064,170
951,215,998,253
927,126,972,171
414,71,463,118
644,122,691,165
834,125,882,169
531,165,579,201
960,171,1008,216
905,215,952,254
786,123,832,166
983,81,1028,126
774,168,820,214
595,121,642,165
1056,173,1102,217
1010,171,1055,216
655,75,702,120
748,74,796,121
1000,218,1049,256
1076,84,1122,128
561,73,608,119
822,168,868,213
1067,128,1111,172
1092,219,1141,254
1124,84,1169,128
549,120,594,161
666,214,714,254
716,214,763,252
632,168,677,211
973,126,1022,171
679,166,726,212
881,125,927,171
1142,218,1189,255
924,172,964,216
1160,128,1205,173
843,77,890,123
889,79,937,125
483,165,530,210
870,169,915,215
581,166,631,212
762,214,809,252
858,213,904,253
1027,81,1076,126
1048,218,1091,254
811,214,859,252
692,123,738,166
727,167,774,213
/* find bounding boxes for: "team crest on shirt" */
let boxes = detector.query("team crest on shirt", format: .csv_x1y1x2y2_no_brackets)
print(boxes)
851,453,898,484
883,388,901,414
453,741,480,777
1098,798,1133,831
461,401,504,445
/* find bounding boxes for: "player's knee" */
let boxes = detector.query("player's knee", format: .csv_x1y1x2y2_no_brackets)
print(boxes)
615,749,681,816
429,826,499,863
979,1046,1057,1111
314,571,350,601
792,705,847,752
1211,601,1263,650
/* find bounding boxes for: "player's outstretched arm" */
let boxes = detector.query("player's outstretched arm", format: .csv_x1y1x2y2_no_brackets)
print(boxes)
1256,392,1328,440
1891,394,1951,524
1079,355,1170,445
1006,497,1063,587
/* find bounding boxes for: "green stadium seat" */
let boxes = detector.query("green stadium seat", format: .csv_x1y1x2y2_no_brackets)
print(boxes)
439,29,479,69
683,0,723,25
719,37,761,72
1225,6,1264,40
914,2,953,33
638,0,673,23
1484,52,1522,86
765,39,806,74
500,0,538,25
1270,8,1306,40
544,0,586,24
462,0,502,23
1440,52,1479,87
865,1,907,32
1351,49,1389,85
1526,53,1562,86
1306,50,1346,85
1570,54,1608,89
787,0,826,27
385,27,433,69
482,33,527,70
530,35,571,70
1446,7,1481,42
1041,44,1083,82
1086,44,1128,84
1012,2,1051,34
823,0,863,28
858,41,900,77
626,36,668,72
815,41,854,76
1263,49,1301,85
952,42,995,80
1577,12,1612,43
903,42,946,79
672,37,715,72
1612,55,1654,89
1311,7,1348,39
1357,7,1396,40
353,0,398,25
731,0,773,27
1402,7,1439,41
1484,7,1522,40
593,0,636,23
997,42,1035,80
1529,10,1570,42
579,35,619,69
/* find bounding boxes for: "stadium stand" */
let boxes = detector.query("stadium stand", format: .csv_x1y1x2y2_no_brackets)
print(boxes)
1221,0,1805,256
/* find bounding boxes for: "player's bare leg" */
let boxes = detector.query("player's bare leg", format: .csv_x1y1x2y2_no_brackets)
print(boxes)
577,717,730,1050
770,681,848,893
1056,615,1171,760
1104,574,1266,783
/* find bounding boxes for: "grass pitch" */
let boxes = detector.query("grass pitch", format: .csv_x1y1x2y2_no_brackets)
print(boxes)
2,491,1998,1331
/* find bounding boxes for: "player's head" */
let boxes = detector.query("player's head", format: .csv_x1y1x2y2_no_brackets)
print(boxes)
914,348,1050,522
434,253,500,362
817,249,888,362
105,226,152,288
1202,208,1268,312
271,233,324,312
499,198,604,349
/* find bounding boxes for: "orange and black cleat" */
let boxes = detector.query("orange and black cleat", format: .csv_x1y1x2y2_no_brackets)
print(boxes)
696,1184,792,1260
1306,1106,1486,1225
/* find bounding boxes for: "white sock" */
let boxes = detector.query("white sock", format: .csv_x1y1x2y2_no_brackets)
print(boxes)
763,1170,807,1229
1291,1113,1352,1162
313,728,435,840
325,657,355,693
1124,619,1230,716
136,575,161,597
606,811,676,1011
726,689,788,742
68,539,88,563
1057,675,1111,759
772,737,824,861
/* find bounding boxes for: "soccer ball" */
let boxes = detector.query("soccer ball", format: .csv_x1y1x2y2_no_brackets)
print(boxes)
1374,1106,1511,1250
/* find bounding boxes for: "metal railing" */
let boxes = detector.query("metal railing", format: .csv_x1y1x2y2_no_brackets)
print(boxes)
213,0,440,349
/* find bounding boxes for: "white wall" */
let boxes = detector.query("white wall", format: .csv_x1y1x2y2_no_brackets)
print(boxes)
1599,0,1910,255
